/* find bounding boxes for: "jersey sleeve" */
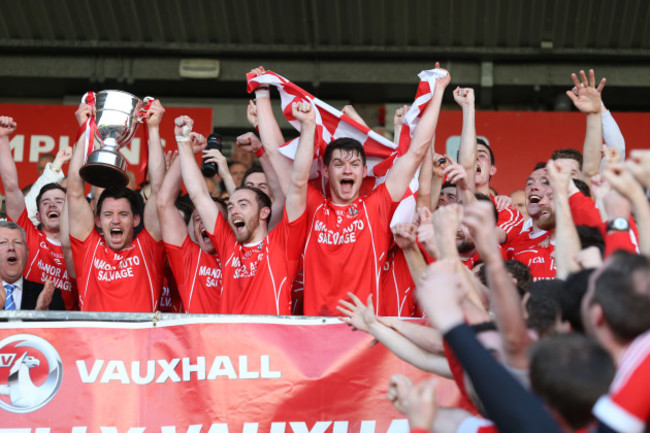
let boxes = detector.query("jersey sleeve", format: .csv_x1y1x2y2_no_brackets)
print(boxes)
569,192,602,227
497,207,524,241
275,204,309,261
594,333,650,433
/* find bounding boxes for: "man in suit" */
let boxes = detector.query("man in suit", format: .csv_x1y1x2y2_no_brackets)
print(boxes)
0,220,64,310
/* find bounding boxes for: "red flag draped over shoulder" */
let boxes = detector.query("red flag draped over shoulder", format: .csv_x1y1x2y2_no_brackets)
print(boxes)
246,67,448,224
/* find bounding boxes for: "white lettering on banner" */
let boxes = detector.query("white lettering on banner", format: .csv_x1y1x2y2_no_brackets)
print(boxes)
101,429,146,433
9,135,25,161
0,353,16,367
8,135,73,162
0,420,409,433
29,135,56,162
75,355,281,384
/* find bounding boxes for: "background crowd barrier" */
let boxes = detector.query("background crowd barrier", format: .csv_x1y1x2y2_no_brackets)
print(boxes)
0,312,459,432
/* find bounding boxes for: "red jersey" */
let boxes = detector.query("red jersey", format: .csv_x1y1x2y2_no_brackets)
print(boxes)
505,227,556,281
302,184,397,316
208,209,307,315
490,196,525,242
70,229,165,312
12,209,77,310
460,251,482,270
593,330,650,433
159,262,185,313
164,235,221,314
379,246,417,317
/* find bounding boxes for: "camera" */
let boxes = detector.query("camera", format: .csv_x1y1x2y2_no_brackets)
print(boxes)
201,133,223,177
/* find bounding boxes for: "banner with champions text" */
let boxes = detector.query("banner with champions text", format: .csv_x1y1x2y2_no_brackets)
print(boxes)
0,317,459,432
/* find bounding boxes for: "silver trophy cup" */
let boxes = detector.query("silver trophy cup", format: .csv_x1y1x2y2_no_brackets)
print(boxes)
79,90,148,188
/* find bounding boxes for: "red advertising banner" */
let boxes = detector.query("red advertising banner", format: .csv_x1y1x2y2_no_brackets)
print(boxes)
0,317,459,431
0,103,213,193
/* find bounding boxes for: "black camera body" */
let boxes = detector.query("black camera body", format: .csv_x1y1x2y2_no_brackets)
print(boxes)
201,133,223,177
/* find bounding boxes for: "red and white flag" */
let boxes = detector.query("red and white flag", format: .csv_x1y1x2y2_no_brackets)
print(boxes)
246,68,447,224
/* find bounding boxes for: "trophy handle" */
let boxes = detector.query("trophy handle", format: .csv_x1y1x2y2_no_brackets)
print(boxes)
137,96,155,123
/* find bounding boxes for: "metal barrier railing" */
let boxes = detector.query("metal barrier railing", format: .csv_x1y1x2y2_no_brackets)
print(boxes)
0,310,335,323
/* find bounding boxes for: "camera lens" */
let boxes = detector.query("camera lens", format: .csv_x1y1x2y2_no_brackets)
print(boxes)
201,133,223,177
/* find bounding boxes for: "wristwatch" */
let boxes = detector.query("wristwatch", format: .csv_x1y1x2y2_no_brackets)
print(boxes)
606,217,630,232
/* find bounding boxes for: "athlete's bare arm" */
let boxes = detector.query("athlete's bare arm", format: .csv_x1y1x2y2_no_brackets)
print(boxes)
156,155,189,248
547,160,581,280
285,102,316,223
453,87,477,193
603,159,650,258
566,69,605,188
176,116,220,236
249,67,293,195
391,222,427,284
0,116,26,221
385,67,450,202
463,201,531,370
67,104,97,242
141,100,166,241
236,131,286,229
337,293,452,378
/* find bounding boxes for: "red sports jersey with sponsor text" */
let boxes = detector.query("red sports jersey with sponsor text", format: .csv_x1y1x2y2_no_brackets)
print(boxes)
505,227,556,281
70,228,165,312
302,184,398,316
12,209,77,310
208,209,307,315
593,330,650,433
165,235,221,314
159,262,185,313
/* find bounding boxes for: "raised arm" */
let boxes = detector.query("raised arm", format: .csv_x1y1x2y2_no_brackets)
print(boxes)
59,199,75,279
384,68,450,202
337,293,451,378
442,158,475,205
547,160,581,279
391,222,427,283
566,69,605,188
25,146,71,223
0,116,26,221
416,259,563,433
453,87,477,193
249,67,293,195
67,104,97,241
285,102,315,222
156,154,189,247
604,161,650,258
463,201,531,370
175,116,220,236
236,132,286,229
141,100,166,241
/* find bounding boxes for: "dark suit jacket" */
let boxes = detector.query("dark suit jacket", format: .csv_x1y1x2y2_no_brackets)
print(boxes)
20,278,65,310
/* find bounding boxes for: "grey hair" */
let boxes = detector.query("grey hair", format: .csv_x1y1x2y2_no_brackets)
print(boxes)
0,220,27,242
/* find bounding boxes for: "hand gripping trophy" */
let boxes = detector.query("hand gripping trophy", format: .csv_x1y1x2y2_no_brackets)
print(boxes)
79,90,154,188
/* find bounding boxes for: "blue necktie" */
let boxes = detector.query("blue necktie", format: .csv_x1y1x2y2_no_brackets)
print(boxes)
4,284,16,311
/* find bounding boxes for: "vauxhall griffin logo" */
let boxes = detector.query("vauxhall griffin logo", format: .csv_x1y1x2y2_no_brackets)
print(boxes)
0,334,63,413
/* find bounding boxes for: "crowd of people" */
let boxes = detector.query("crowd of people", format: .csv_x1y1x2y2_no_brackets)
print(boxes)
0,65,649,432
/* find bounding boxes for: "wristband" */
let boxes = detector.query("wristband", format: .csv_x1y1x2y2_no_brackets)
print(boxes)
255,147,265,158
255,88,270,99
175,135,189,143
